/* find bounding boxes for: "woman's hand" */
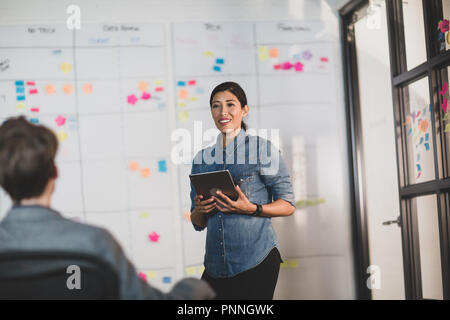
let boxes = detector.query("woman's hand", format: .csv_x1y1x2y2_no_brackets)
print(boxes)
190,195,216,228
213,185,257,215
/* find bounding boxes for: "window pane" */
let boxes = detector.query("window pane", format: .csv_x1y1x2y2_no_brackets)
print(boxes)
402,0,427,70
437,67,450,178
412,194,443,300
402,77,435,183
439,1,450,52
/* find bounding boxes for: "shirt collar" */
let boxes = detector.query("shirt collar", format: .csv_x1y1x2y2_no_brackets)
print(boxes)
2,205,62,223
215,128,247,157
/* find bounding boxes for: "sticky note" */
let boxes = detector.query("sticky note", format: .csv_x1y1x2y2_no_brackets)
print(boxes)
178,89,189,100
177,102,187,107
445,124,450,132
141,168,151,178
60,63,72,73
184,211,191,222
443,98,449,113
280,262,289,268
162,276,171,284
16,103,26,110
16,96,25,101
141,92,151,100
158,103,165,109
16,87,25,93
138,272,147,281
129,161,140,172
198,266,205,274
418,119,429,132
294,61,304,72
45,84,56,95
57,131,68,142
258,46,269,61
440,82,448,96
154,79,163,85
30,118,39,124
186,267,196,276
188,80,196,86
417,154,421,161
320,57,329,62
273,64,282,70
287,260,299,268
146,271,157,279
127,94,138,105
29,89,38,94
425,133,429,141
139,212,149,219
269,48,279,58
82,83,93,94
177,81,186,87
282,61,292,70
26,81,35,86
189,96,198,101
148,232,160,242
55,115,66,127
216,58,224,64
195,87,204,94
155,87,164,92
158,160,167,172
15,81,24,86
213,65,222,72
178,110,189,121
138,81,149,92
444,112,450,121
63,84,73,95
417,172,422,179
302,50,313,60
416,164,422,172
204,51,213,57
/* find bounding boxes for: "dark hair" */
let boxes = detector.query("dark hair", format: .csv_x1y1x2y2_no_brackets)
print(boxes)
209,81,248,131
0,116,58,203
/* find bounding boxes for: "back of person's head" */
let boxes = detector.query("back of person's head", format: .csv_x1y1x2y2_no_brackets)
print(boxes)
0,116,58,203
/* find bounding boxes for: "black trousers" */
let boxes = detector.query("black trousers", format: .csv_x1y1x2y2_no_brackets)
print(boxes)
201,248,281,300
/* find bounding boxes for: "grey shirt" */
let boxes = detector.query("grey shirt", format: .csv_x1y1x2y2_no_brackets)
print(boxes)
0,205,214,300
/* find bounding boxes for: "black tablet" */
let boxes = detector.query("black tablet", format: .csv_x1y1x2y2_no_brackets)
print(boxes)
189,169,239,201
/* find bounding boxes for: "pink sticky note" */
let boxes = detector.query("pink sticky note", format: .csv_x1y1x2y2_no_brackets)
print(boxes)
30,108,40,112
282,62,292,70
273,64,282,70
55,115,66,127
148,232,160,243
127,94,138,105
440,82,448,96
29,89,38,94
294,61,304,72
443,98,449,113
138,272,147,281
26,81,35,86
141,92,151,100
155,87,164,92
320,57,329,62
188,80,196,86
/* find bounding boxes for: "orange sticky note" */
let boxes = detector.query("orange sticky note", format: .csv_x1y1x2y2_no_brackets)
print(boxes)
60,63,72,73
269,48,279,58
129,162,140,171
45,84,56,95
178,89,189,100
82,83,93,94
141,168,151,178
138,81,149,92
184,211,191,222
63,84,73,95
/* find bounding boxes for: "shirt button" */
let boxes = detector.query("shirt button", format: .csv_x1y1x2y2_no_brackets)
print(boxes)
220,242,223,245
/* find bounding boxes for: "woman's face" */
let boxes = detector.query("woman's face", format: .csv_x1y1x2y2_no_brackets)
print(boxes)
210,90,248,134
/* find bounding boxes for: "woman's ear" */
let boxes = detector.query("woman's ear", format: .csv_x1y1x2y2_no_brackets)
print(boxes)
242,104,249,118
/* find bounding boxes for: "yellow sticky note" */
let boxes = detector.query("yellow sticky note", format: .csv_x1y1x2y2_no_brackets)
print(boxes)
16,103,26,110
177,102,187,107
139,212,149,219
258,46,269,61
154,79,163,86
186,267,196,276
189,96,198,101
445,123,450,133
178,110,189,121
287,260,299,268
198,266,205,274
146,271,157,279
280,261,289,268
60,62,72,73
444,112,449,121
57,131,68,142
204,51,214,57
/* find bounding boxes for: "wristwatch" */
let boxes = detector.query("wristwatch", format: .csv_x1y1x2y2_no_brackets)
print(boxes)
251,203,263,216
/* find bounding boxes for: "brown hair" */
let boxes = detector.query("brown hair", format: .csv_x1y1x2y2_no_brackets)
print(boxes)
209,81,248,131
0,116,58,203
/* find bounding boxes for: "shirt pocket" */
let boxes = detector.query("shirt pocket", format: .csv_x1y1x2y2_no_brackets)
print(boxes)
236,172,255,201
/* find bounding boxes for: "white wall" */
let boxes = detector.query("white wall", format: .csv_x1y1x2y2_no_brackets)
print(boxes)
0,0,355,299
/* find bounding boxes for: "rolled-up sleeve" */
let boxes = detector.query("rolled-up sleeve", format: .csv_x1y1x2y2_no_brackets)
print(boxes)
259,139,296,209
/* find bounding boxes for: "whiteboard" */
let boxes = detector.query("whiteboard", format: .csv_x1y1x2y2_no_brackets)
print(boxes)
0,19,345,293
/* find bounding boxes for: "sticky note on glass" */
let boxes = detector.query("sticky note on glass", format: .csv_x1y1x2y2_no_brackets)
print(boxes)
189,96,198,101
154,79,163,85
269,48,279,58
45,84,56,95
15,80,24,86
177,81,186,87
16,95,25,101
258,46,269,61
83,83,93,94
63,84,73,95
147,271,157,279
162,276,171,284
148,231,160,242
127,94,138,105
188,80,196,86
198,266,205,274
204,51,213,57
129,161,140,172
184,211,191,222
178,110,189,121
16,87,25,93
287,260,299,268
141,92,151,100
139,212,149,219
31,107,40,113
216,58,224,64
138,81,149,92
16,103,26,110
138,272,147,281
178,89,189,100
280,261,289,268
213,65,222,72
55,115,66,127
30,118,39,124
196,87,204,94
158,160,167,172
445,124,450,133
320,57,329,62
294,61,304,72
186,267,196,276
441,82,448,96
57,131,68,142
155,87,164,92
141,168,151,178
177,102,187,107
60,63,72,73
416,164,422,171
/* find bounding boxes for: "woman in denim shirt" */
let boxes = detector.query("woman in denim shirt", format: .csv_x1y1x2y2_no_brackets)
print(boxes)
190,82,296,300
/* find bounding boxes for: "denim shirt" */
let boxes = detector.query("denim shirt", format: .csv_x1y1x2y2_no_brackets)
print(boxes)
190,129,296,278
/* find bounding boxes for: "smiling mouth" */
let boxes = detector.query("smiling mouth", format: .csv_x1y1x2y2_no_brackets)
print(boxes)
219,119,231,124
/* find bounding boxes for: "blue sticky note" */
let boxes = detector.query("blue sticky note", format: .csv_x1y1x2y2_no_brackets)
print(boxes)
15,80,24,86
417,154,421,161
16,87,25,93
407,128,412,135
162,276,171,284
30,118,39,124
195,87,204,94
419,137,423,145
16,96,25,101
216,58,224,64
213,65,221,72
425,133,429,141
158,160,167,172
439,32,445,41
177,81,186,87
158,103,166,109
416,164,421,171
424,143,430,151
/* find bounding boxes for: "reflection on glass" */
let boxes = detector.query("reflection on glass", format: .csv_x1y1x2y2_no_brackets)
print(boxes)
413,194,443,300
437,67,450,178
402,0,427,70
402,77,435,183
